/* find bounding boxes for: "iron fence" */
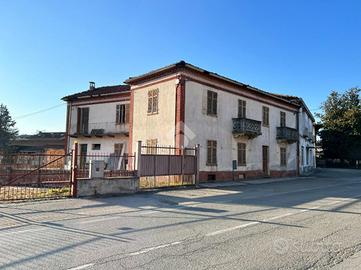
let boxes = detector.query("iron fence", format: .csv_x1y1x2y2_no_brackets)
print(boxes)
76,152,136,179
138,143,199,189
0,153,72,201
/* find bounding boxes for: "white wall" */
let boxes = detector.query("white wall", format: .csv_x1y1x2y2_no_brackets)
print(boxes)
68,137,128,155
69,101,129,134
299,108,316,174
67,100,130,154
184,80,298,172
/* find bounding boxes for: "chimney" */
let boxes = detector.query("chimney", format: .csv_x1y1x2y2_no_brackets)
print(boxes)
89,81,95,90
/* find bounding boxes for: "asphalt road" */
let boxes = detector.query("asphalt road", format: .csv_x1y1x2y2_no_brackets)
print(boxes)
1,168,361,270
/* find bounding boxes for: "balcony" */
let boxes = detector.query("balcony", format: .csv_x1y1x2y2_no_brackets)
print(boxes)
276,127,298,143
70,122,129,137
232,118,262,139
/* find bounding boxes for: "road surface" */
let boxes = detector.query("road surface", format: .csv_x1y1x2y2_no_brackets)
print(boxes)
0,168,361,269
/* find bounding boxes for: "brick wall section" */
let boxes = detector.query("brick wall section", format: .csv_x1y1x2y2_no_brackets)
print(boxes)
199,170,264,182
270,170,297,178
199,170,296,182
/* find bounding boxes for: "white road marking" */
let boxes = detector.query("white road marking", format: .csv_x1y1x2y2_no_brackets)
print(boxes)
0,227,46,236
206,222,259,236
79,210,157,224
206,195,361,237
128,241,183,256
263,212,294,221
67,263,94,270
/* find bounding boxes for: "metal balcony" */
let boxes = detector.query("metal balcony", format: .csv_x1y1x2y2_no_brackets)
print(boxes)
276,127,298,143
232,118,262,139
70,122,129,137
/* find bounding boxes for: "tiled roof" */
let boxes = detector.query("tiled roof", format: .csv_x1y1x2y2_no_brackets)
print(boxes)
124,61,300,108
62,84,130,101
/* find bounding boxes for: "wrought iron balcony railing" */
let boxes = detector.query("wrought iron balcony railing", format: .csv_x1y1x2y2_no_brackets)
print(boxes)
70,122,129,137
276,126,298,143
232,118,262,138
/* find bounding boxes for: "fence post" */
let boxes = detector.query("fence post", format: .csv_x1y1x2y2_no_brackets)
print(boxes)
37,155,41,184
181,146,185,185
71,142,78,198
137,141,142,178
195,144,200,188
133,152,136,175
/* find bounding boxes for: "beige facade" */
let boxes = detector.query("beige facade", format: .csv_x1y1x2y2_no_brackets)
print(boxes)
125,61,315,181
131,77,178,153
64,61,316,181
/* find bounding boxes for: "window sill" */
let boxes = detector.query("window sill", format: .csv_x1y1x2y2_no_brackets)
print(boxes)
206,113,217,118
238,164,246,167
147,112,159,116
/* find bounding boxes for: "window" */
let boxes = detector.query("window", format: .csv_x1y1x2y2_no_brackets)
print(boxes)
301,146,304,165
146,139,158,154
92,144,101,150
148,89,159,114
237,143,246,166
77,107,89,133
306,148,309,165
207,140,217,166
280,111,286,127
114,143,124,155
116,104,129,124
262,106,269,126
280,147,287,166
207,90,218,116
238,100,246,118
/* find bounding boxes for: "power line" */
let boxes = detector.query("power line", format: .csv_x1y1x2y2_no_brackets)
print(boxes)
15,103,66,120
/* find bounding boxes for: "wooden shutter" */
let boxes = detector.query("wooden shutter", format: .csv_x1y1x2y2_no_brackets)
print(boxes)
77,108,81,133
116,104,120,124
238,100,246,118
148,91,152,113
81,108,89,133
213,92,217,115
280,112,286,127
238,143,246,166
281,147,287,166
153,90,158,113
125,104,130,123
207,140,217,165
207,141,212,165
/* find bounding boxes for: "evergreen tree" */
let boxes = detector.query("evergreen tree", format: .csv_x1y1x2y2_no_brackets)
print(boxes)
0,104,18,152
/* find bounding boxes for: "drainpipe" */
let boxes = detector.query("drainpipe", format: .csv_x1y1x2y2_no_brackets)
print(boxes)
296,109,300,176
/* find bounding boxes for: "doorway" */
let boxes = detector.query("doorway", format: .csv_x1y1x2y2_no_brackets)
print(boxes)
262,145,269,176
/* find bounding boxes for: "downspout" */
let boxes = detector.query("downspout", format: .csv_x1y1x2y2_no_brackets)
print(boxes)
64,102,71,154
175,75,185,151
296,108,300,176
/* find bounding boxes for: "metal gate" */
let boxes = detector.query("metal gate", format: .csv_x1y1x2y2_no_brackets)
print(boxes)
0,153,73,201
137,142,200,189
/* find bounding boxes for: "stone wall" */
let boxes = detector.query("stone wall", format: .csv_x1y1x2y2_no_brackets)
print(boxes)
77,177,139,197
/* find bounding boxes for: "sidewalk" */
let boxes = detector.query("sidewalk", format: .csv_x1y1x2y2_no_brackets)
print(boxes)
199,176,308,188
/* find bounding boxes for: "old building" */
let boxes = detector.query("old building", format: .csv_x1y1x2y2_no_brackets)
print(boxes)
63,61,316,181
11,132,65,155
62,83,131,167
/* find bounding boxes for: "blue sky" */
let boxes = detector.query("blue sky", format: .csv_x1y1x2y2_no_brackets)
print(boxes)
1,0,360,134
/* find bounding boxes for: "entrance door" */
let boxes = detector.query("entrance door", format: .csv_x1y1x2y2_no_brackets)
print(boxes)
79,144,87,169
262,145,269,176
